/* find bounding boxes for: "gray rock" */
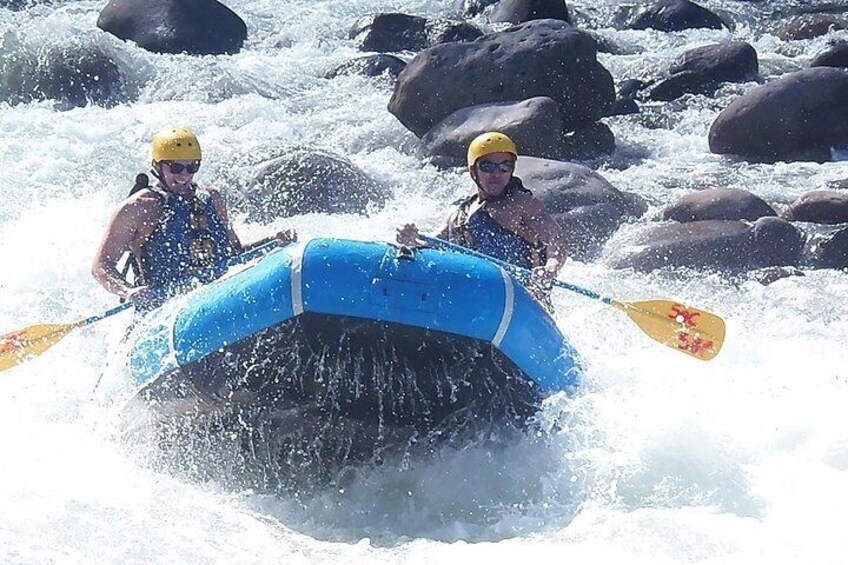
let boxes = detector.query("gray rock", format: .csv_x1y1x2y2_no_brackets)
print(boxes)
422,97,564,163
517,157,645,215
515,157,647,259
0,0,32,9
426,20,483,45
491,0,571,24
619,79,649,99
778,15,848,41
238,149,388,221
610,79,646,115
664,188,777,222
746,266,805,285
708,67,848,163
830,178,848,190
326,54,407,80
454,0,499,17
785,190,848,224
349,13,428,52
648,72,707,102
388,19,614,138
610,97,640,116
752,216,804,267
649,41,758,101
349,13,482,53
97,0,246,55
811,42,848,69
607,220,753,272
2,45,127,108
629,0,725,32
814,227,848,268
606,217,802,272
560,123,616,160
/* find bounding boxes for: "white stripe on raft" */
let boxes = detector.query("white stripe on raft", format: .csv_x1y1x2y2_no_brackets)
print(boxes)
168,312,181,369
290,242,306,316
492,267,514,347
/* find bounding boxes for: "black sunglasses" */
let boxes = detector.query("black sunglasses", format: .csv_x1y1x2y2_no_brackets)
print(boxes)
164,161,201,174
477,160,515,174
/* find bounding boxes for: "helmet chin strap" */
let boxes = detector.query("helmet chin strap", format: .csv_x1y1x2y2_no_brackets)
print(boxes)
150,161,163,183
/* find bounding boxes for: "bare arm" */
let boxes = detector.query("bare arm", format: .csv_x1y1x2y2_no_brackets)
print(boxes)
524,196,569,274
526,197,568,259
208,188,244,253
208,188,296,253
91,194,161,300
492,193,568,275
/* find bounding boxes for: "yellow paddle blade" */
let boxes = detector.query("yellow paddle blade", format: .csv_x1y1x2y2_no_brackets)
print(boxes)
0,323,79,372
612,299,726,361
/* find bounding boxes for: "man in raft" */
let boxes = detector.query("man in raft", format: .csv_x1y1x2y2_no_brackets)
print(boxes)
397,131,568,294
92,126,297,311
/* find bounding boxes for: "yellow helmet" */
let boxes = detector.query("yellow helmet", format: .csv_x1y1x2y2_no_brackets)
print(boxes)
467,131,518,167
151,127,201,162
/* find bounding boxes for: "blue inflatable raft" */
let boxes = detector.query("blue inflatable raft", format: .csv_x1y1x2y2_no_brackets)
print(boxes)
116,238,581,484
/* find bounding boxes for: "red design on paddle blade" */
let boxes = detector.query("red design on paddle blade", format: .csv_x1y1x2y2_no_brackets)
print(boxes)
0,332,24,354
669,304,701,328
677,331,714,358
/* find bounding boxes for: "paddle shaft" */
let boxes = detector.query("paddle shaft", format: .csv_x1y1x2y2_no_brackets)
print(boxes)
84,239,283,326
2,240,281,357
419,235,612,305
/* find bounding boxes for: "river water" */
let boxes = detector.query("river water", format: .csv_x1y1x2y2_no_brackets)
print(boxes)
1,0,847,563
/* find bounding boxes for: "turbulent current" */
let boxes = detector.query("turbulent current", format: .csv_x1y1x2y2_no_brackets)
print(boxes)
1,0,847,563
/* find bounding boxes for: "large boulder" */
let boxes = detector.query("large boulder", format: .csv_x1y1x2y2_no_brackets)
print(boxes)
708,67,848,163
422,97,564,163
97,0,247,55
663,188,777,222
784,190,848,224
629,0,725,32
515,157,647,260
388,19,614,138
491,0,571,24
237,149,388,221
605,218,803,272
2,45,127,108
649,42,759,101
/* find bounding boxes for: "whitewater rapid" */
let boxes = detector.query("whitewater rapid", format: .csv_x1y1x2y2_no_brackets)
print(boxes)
1,0,848,563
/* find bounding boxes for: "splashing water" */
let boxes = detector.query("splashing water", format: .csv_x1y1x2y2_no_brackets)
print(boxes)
1,0,848,563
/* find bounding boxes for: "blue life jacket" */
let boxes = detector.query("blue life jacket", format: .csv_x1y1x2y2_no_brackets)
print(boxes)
137,186,233,293
448,177,545,270
465,211,537,269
